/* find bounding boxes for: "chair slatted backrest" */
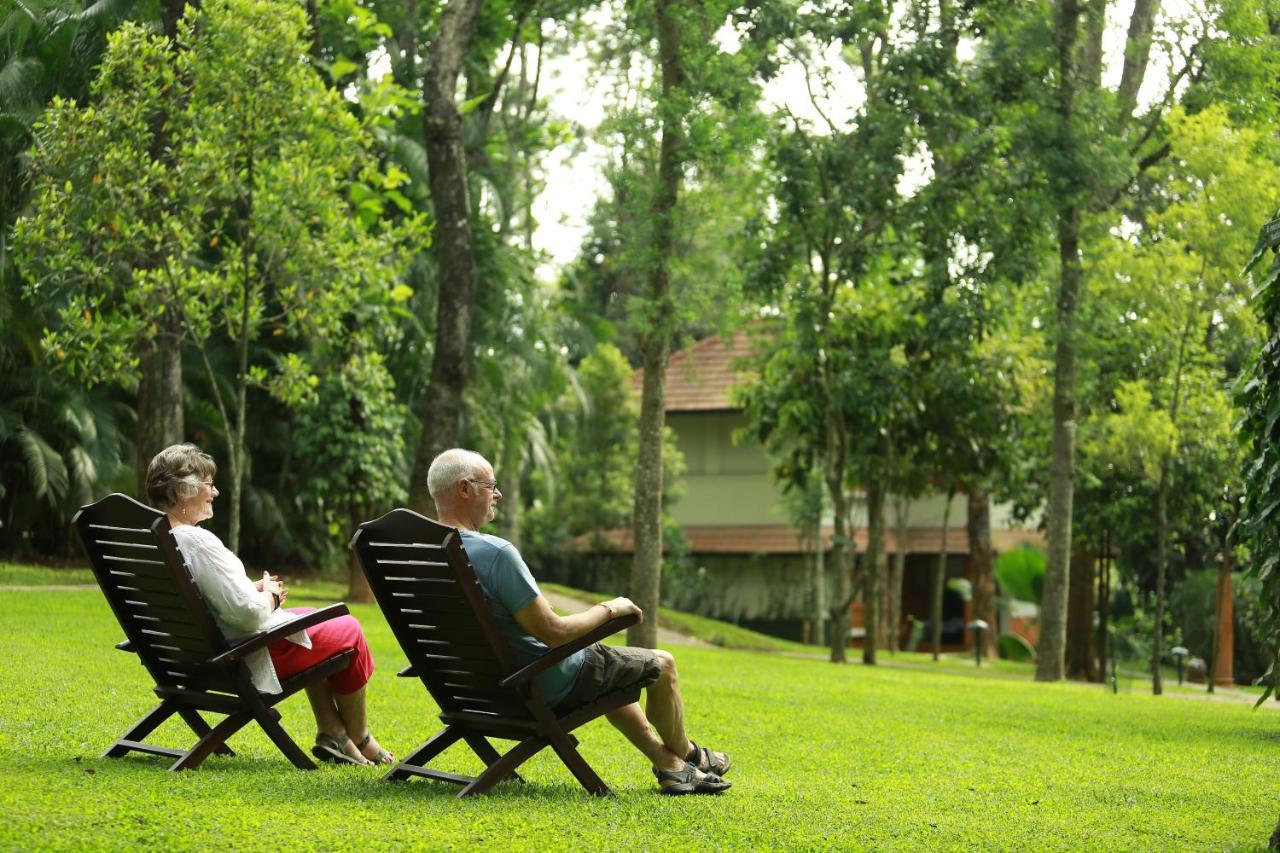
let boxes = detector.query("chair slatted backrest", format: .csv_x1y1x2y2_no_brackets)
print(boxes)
73,493,237,694
352,509,534,721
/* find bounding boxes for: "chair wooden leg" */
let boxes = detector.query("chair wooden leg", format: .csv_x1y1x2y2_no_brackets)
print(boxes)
547,729,610,796
459,736,547,798
170,712,251,771
386,727,463,781
464,735,524,784
105,700,178,758
255,709,315,770
177,709,235,757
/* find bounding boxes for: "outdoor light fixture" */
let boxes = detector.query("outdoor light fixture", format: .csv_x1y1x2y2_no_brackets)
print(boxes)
1171,646,1190,685
967,619,990,667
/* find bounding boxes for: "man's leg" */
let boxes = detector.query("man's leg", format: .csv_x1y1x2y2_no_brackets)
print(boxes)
642,649,692,759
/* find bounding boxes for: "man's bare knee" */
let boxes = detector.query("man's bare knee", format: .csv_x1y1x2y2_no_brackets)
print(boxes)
652,649,677,684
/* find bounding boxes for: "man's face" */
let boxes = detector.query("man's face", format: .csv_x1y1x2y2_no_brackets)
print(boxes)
465,462,501,527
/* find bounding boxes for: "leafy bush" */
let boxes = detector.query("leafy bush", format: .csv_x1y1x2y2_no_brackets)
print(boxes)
994,544,1045,603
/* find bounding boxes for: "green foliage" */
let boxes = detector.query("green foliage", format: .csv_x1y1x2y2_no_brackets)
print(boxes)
1239,203,1280,700
291,351,408,569
994,545,1046,605
2,584,1277,847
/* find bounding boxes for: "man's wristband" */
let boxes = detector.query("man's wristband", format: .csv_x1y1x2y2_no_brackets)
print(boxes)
598,602,614,620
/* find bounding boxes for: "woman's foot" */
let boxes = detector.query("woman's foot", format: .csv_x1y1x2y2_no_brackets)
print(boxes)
312,732,370,766
356,732,395,766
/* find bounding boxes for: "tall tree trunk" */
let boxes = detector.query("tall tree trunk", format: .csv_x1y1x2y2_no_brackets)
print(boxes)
499,438,523,550
1037,0,1084,682
346,507,374,602
1115,0,1160,122
863,468,885,665
160,0,190,40
1151,459,1169,694
1066,541,1097,680
810,521,826,646
627,0,685,650
1096,526,1112,678
967,488,995,657
932,487,955,661
135,313,184,493
1152,313,1191,694
407,0,483,516
890,493,909,653
1080,0,1106,87
826,438,851,664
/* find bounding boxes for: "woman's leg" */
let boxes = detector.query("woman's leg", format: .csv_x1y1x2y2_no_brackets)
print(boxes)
269,610,386,761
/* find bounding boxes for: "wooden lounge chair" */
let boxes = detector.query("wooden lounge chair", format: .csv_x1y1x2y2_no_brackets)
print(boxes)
73,493,354,771
350,507,642,797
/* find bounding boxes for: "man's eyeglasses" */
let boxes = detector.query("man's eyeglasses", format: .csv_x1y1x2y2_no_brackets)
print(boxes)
468,478,499,492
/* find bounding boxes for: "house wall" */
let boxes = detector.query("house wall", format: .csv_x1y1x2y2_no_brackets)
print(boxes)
668,412,788,526
668,410,1036,532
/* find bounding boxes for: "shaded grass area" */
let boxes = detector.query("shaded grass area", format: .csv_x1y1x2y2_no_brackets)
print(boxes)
541,581,818,654
1,584,1277,849
0,562,93,585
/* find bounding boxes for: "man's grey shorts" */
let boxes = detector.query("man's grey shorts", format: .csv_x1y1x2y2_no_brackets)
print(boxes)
555,644,662,711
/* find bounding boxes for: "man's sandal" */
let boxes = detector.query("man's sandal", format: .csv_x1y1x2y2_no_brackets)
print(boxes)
654,761,731,796
356,733,395,766
312,732,367,766
686,741,732,776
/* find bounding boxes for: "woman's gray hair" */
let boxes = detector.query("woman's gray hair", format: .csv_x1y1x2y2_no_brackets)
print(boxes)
427,449,488,499
145,443,216,509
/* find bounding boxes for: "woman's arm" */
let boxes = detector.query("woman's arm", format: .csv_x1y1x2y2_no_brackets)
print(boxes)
183,533,277,634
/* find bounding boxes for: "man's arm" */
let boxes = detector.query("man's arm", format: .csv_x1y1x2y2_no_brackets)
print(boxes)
513,595,642,648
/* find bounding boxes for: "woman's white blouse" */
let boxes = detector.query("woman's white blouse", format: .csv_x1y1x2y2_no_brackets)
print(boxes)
170,525,310,694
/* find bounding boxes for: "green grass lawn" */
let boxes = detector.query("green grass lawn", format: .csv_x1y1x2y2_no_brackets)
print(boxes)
1,576,1276,850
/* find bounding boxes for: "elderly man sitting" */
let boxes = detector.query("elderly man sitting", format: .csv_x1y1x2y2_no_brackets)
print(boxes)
426,448,732,795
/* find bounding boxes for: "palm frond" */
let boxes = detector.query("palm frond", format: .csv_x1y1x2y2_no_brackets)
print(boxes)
17,424,68,503
68,0,137,26
66,443,97,506
380,130,430,189
0,57,44,111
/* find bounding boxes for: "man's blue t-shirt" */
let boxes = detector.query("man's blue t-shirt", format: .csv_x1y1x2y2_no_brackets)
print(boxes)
459,531,585,706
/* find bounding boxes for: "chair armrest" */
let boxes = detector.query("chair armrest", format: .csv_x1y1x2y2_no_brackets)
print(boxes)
116,640,135,653
499,613,639,692
209,603,350,666
398,664,416,678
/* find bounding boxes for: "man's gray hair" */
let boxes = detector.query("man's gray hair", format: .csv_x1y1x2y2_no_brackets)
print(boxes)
427,448,490,499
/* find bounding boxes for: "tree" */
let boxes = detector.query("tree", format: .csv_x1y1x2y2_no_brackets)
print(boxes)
406,0,484,515
293,351,407,602
1079,102,1276,691
17,0,420,549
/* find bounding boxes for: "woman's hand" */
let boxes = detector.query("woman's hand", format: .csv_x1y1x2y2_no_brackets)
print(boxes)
258,572,286,608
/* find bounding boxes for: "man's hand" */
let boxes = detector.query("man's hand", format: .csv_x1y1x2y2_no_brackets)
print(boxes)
601,596,643,623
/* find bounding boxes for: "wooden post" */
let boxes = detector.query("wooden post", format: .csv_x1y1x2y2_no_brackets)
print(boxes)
1213,563,1234,688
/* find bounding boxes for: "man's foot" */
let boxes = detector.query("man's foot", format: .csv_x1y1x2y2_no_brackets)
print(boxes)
686,741,732,776
356,732,395,766
653,761,730,796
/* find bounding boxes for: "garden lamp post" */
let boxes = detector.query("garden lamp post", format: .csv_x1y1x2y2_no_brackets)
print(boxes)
1171,646,1189,685
967,619,989,667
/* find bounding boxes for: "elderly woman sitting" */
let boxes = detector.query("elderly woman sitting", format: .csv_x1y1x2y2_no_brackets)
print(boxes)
146,443,393,767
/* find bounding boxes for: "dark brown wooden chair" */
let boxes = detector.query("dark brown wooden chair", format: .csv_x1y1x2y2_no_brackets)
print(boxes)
351,507,642,797
73,492,355,771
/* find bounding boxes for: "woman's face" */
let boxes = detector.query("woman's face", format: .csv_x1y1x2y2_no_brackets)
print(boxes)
180,477,218,524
